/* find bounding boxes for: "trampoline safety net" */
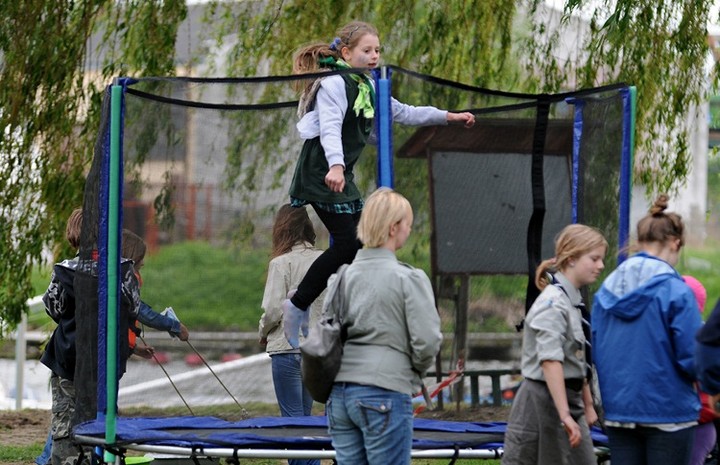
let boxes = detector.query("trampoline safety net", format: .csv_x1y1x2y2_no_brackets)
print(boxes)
74,67,631,424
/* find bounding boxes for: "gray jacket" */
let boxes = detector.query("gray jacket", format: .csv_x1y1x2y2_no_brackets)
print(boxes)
333,248,442,395
258,242,325,353
520,272,586,381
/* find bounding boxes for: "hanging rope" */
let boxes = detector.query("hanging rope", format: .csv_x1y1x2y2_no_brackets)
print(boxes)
138,335,195,416
185,340,250,418
134,335,249,418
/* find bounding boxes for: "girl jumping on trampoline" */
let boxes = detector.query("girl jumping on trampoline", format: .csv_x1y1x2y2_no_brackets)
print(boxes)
502,224,607,465
282,20,476,347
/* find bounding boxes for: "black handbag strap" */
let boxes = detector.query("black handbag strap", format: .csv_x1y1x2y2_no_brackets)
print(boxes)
326,264,350,344
330,264,349,323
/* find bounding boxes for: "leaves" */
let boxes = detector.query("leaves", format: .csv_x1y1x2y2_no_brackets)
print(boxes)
0,0,185,329
0,0,715,329
526,0,713,196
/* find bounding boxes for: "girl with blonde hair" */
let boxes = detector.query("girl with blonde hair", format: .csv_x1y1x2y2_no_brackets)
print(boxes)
282,21,475,348
503,224,607,465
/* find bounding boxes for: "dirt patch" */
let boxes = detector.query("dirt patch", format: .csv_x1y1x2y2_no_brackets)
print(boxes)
417,404,510,423
0,409,50,447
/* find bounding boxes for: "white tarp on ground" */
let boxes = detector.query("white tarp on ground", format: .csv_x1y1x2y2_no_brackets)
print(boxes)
0,358,52,410
118,352,274,409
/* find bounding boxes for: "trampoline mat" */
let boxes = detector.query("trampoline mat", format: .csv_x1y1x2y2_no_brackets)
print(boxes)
75,415,607,451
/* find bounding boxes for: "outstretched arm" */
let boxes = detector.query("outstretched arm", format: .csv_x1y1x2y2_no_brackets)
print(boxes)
137,301,189,341
389,97,475,128
447,111,475,128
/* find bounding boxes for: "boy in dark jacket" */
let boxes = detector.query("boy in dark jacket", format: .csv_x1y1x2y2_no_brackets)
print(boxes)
40,209,141,465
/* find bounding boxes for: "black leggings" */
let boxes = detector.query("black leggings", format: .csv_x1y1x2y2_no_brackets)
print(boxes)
290,205,362,310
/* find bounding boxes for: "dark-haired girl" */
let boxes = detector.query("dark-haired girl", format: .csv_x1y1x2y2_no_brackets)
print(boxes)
258,204,323,465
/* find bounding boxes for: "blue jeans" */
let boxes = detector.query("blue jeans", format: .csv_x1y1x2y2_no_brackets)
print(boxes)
270,353,319,465
35,430,52,465
327,383,413,465
606,425,696,465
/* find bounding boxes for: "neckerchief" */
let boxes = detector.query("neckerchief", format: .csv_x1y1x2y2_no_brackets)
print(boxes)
319,57,375,118
551,274,594,382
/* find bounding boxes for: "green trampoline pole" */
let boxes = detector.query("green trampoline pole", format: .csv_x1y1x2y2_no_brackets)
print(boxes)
104,81,123,463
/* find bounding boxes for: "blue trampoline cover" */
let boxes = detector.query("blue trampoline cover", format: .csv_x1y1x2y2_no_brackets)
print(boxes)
75,416,608,451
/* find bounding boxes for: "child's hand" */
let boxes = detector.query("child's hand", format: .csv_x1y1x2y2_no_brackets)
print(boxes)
325,165,346,193
178,323,189,341
561,415,582,448
447,112,475,128
584,404,598,426
133,345,155,360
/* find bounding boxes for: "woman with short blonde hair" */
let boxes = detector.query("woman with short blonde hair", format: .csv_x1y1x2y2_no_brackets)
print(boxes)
356,188,412,247
327,187,441,465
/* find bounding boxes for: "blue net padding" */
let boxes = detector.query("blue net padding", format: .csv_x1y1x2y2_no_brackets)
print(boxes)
75,416,608,451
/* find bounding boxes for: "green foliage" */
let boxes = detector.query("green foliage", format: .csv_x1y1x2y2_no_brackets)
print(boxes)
710,97,720,129
676,245,720,315
0,0,187,330
476,276,528,303
140,242,269,331
205,0,522,206
0,1,91,331
27,266,55,332
212,0,717,200
29,266,52,296
526,0,714,196
3,0,717,334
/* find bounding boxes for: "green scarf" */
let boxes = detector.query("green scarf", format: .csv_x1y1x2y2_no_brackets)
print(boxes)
318,57,375,118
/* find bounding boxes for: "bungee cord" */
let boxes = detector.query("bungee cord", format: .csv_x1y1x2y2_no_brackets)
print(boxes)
138,334,195,416
135,335,249,419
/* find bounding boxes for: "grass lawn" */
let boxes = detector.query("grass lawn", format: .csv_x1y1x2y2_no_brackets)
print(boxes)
675,242,720,315
0,444,44,463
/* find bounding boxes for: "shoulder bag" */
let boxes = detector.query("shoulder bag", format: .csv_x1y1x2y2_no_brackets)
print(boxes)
300,264,349,403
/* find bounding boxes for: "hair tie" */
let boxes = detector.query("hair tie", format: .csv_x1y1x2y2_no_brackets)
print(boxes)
329,37,341,51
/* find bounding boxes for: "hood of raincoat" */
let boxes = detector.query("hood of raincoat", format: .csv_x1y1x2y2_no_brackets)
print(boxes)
593,252,680,321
